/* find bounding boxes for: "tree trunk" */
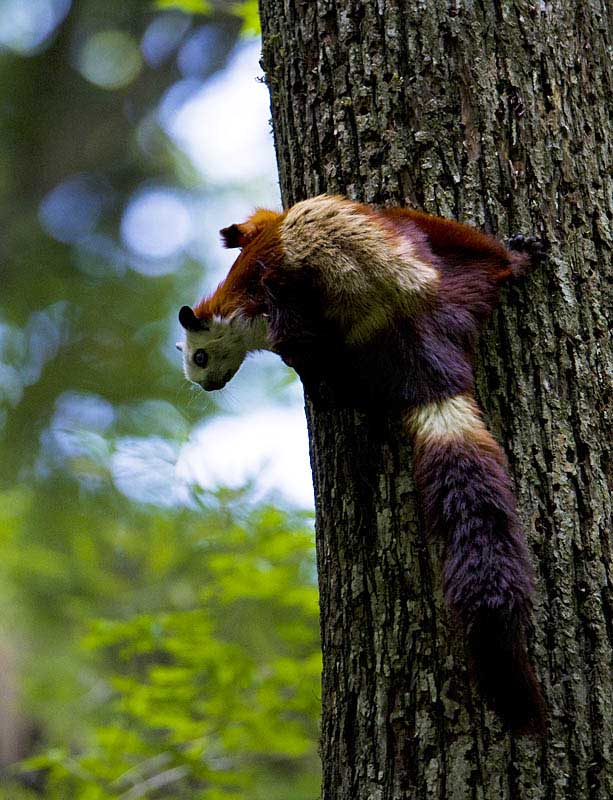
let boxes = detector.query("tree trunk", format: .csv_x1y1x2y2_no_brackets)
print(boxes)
258,1,612,797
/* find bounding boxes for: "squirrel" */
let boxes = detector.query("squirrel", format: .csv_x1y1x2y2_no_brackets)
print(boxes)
178,194,547,734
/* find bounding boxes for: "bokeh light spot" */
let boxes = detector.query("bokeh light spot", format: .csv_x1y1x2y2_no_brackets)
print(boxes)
78,30,142,90
121,187,192,261
177,25,225,78
177,406,314,508
0,0,70,54
141,11,191,68
39,174,106,244
111,437,189,507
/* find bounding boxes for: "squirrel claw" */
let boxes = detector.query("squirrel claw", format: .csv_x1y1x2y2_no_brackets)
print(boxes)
507,234,548,263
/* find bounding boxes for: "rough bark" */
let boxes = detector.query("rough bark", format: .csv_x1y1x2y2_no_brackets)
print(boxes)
258,1,612,797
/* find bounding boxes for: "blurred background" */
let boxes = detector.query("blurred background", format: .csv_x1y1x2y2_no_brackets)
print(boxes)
0,1,320,798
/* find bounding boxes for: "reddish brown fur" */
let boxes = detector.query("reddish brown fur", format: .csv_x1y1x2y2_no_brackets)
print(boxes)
382,207,509,263
220,208,284,249
383,207,529,289
195,210,286,320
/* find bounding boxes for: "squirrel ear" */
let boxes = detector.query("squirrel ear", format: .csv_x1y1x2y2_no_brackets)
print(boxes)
221,210,280,249
220,224,248,249
179,306,209,332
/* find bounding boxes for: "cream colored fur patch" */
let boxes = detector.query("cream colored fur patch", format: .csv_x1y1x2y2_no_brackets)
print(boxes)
408,395,485,442
182,315,270,390
280,195,439,344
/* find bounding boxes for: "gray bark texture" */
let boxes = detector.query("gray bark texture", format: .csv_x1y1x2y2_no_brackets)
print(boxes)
258,1,612,797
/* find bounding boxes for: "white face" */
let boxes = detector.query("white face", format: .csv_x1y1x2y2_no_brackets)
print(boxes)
178,314,271,391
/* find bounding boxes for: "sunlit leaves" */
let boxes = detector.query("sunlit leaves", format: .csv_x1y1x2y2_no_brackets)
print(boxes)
235,1,260,36
155,0,261,36
22,504,321,799
157,0,212,13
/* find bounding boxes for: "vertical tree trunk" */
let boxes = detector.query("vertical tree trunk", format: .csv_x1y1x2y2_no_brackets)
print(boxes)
259,1,612,797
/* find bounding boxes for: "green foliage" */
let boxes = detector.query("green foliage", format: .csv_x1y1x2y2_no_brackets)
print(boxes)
0,1,315,798
236,1,261,35
156,0,261,35
14,504,320,799
157,0,213,12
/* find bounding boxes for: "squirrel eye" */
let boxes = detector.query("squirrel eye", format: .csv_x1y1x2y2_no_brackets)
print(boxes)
193,349,208,368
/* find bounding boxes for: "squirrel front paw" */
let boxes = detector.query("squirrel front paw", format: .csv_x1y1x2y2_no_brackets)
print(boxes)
507,234,548,263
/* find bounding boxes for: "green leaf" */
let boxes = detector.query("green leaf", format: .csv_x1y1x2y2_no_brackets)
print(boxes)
155,0,211,13
236,0,261,35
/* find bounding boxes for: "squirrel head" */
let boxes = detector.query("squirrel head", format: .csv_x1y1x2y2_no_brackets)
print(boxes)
178,207,283,390
177,306,269,391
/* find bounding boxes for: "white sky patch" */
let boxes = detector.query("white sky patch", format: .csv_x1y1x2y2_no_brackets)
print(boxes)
112,437,192,508
122,187,193,262
176,405,314,509
162,40,278,184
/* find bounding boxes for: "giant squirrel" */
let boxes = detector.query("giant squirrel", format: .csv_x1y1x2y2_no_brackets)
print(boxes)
178,194,547,734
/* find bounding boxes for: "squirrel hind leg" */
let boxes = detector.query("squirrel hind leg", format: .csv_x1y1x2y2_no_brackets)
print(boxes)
506,234,549,277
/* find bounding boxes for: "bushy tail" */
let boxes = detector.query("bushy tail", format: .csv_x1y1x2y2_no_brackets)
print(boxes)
407,394,546,734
